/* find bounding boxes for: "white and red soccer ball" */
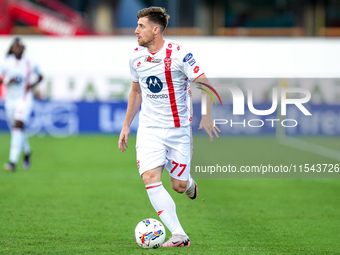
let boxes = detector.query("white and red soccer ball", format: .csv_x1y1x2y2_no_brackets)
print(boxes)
134,218,166,249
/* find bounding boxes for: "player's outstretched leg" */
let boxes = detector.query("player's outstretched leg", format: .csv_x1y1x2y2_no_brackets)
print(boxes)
23,133,31,170
161,234,190,247
185,177,198,200
145,181,190,248
6,127,24,172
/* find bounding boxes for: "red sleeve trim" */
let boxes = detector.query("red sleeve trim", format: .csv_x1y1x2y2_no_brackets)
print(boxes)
192,73,205,82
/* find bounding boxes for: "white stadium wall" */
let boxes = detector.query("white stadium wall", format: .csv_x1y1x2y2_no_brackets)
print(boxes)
0,36,340,103
1,36,340,136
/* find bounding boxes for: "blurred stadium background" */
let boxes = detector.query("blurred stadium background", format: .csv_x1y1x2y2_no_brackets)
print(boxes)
1,0,340,170
1,0,340,137
2,0,340,36
0,0,339,254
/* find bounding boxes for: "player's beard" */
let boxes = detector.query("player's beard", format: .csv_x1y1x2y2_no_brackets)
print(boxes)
138,35,153,48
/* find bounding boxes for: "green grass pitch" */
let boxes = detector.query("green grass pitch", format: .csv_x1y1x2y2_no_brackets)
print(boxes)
0,134,339,254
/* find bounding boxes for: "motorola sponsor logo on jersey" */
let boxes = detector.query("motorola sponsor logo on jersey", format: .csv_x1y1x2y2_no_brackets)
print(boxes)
146,76,168,99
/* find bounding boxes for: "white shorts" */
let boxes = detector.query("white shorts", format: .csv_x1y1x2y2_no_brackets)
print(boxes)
5,96,33,126
136,125,192,181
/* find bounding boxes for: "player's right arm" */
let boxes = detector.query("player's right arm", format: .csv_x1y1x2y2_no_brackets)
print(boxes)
0,64,14,85
118,82,142,152
0,65,17,86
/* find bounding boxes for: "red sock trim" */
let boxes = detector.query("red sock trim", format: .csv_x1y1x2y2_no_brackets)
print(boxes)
145,183,162,190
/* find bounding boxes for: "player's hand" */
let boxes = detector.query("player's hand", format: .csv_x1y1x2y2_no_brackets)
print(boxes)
198,115,221,141
118,126,130,152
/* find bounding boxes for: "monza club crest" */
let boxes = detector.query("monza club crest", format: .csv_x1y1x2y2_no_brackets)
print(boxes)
164,58,172,70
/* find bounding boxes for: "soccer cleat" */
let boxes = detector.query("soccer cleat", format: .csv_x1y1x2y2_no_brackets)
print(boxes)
23,152,31,170
161,234,190,247
4,162,16,172
185,179,198,200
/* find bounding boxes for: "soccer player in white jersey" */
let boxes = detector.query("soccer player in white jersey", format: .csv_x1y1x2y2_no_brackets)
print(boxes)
118,7,220,247
0,38,43,172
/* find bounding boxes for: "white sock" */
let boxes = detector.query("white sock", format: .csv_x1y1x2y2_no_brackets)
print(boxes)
146,182,186,236
184,176,194,193
9,128,24,164
23,133,31,155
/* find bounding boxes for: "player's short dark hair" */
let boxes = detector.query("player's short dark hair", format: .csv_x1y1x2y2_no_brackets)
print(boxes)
7,37,25,56
137,7,170,32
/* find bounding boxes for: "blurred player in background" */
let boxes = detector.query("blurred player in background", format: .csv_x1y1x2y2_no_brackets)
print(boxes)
118,7,220,247
0,37,43,172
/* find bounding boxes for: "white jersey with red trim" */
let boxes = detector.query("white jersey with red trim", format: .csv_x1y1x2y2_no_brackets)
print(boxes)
129,39,204,128
0,54,41,102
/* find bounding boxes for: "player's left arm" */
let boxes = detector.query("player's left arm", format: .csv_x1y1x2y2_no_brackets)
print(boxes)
178,46,220,140
28,63,43,90
194,74,221,141
28,74,43,90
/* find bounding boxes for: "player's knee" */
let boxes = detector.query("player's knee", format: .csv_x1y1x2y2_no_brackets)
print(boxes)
142,172,153,184
171,181,187,193
142,171,160,185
